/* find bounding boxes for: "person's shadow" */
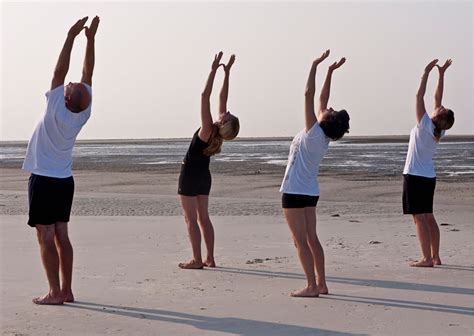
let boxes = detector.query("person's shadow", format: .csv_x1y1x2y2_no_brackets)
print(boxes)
67,301,363,336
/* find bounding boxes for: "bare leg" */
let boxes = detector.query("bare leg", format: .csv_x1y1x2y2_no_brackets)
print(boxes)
410,214,434,267
304,207,328,294
54,222,74,302
179,195,204,269
283,208,319,297
33,225,64,305
196,195,215,267
426,213,441,265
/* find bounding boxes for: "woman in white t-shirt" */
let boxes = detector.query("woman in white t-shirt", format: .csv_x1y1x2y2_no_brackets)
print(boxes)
403,59,455,267
280,50,350,297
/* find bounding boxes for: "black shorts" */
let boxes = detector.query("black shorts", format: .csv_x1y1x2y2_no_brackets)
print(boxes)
402,174,436,215
28,173,75,227
178,166,212,197
282,193,319,209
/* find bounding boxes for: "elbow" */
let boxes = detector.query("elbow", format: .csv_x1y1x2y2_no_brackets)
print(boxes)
305,90,315,97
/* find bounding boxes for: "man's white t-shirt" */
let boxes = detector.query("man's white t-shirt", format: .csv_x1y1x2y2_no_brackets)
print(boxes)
23,84,92,178
403,113,444,178
280,122,330,196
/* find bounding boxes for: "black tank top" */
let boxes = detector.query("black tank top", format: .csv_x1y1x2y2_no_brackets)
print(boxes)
182,129,210,173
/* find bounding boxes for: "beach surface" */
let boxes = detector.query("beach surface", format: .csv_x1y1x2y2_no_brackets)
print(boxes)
1,167,473,335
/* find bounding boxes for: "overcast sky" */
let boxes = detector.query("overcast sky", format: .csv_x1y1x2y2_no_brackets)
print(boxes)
1,1,473,140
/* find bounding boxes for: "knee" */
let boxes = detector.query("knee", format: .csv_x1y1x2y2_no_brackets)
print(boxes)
293,234,308,249
184,215,198,227
37,227,55,246
55,232,72,249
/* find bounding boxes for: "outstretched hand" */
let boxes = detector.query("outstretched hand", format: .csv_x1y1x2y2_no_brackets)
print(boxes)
223,54,236,73
68,17,88,38
212,52,223,71
85,16,100,39
436,59,452,73
329,57,346,71
314,49,330,65
424,59,438,73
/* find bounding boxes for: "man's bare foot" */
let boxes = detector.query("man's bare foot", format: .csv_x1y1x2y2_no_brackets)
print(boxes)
433,257,442,265
204,258,216,267
62,290,75,303
32,293,64,305
409,259,434,267
318,284,329,295
178,260,204,269
290,286,319,298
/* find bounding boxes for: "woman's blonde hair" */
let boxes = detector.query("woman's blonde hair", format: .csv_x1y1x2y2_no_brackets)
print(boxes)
203,116,240,156
433,109,454,142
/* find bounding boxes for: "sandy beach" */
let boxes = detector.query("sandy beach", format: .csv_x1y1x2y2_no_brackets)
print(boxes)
1,166,473,335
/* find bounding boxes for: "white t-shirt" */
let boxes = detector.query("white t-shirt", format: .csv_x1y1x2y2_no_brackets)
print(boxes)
23,84,92,178
403,113,444,178
280,122,330,196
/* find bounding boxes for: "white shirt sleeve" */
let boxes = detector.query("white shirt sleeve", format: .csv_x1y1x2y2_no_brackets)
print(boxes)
419,113,435,133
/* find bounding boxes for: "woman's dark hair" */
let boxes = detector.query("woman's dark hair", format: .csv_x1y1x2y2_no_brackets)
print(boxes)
319,109,350,141
432,109,454,142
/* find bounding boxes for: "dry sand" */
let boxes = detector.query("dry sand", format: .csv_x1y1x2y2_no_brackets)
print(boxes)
1,167,473,335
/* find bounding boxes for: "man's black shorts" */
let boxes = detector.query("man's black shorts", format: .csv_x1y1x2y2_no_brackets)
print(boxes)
28,173,75,227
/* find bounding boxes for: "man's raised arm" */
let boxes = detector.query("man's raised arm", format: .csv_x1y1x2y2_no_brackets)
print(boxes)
81,16,100,86
51,17,88,90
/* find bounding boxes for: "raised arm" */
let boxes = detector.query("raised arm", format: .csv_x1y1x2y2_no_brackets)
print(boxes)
416,59,438,123
434,59,452,110
199,52,223,141
51,17,88,90
219,54,235,115
318,57,346,118
81,16,100,86
305,50,329,131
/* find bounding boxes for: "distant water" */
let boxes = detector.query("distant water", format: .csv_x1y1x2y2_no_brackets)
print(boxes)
1,137,473,177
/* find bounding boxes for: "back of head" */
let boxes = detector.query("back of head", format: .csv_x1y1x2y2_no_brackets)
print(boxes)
219,115,240,140
433,109,455,141
67,83,91,113
319,110,350,141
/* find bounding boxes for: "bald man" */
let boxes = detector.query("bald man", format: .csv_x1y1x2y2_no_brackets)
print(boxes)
22,16,100,305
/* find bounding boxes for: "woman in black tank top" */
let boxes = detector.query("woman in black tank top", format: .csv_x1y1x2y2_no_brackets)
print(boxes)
178,52,240,269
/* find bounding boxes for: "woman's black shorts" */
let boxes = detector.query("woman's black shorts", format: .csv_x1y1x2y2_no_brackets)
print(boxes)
282,193,319,209
178,166,212,197
28,173,75,227
402,174,436,214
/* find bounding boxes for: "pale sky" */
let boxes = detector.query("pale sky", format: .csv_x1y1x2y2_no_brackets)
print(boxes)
1,1,473,140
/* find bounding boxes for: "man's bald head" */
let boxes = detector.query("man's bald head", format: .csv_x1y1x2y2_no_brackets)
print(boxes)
64,82,91,113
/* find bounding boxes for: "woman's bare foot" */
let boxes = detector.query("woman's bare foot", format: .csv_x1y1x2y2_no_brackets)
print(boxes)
204,258,216,267
318,284,329,295
409,259,434,267
62,290,75,303
290,286,319,298
32,293,64,305
433,257,442,265
178,259,204,269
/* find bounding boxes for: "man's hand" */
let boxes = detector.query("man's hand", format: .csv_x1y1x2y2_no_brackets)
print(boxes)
424,59,438,73
211,52,223,72
329,57,346,71
85,16,100,40
68,17,88,38
314,49,330,65
436,59,452,74
223,54,235,74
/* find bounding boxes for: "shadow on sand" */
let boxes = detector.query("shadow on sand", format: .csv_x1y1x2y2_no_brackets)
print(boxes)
67,301,361,336
208,267,474,296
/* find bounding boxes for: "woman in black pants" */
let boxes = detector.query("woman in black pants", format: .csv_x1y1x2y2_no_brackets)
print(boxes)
402,59,455,267
178,52,240,269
